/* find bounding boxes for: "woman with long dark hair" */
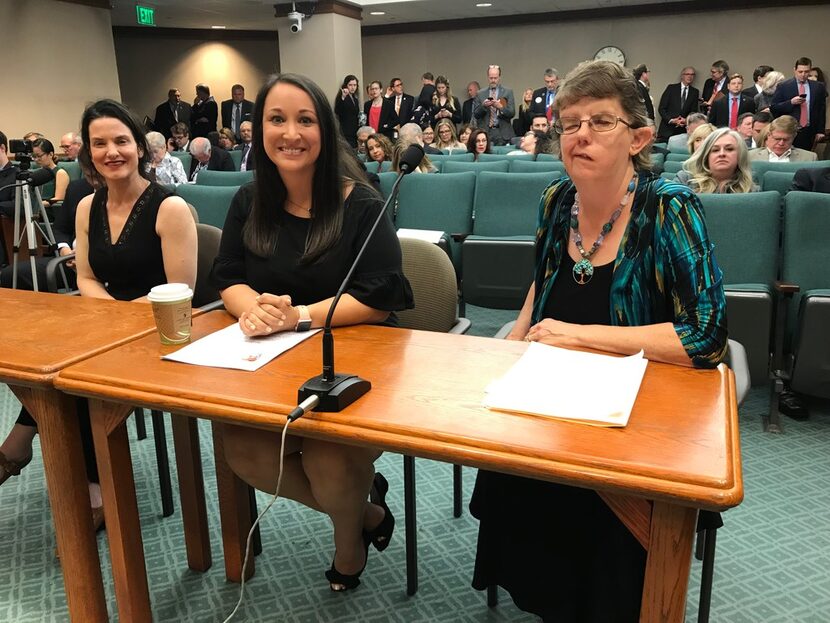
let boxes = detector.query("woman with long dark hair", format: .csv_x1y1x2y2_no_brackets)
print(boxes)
334,74,361,148
31,138,70,207
210,73,413,592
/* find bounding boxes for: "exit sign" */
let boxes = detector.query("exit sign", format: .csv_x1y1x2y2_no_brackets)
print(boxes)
136,5,155,26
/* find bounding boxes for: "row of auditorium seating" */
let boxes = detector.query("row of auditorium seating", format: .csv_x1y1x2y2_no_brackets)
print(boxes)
660,169,804,196
662,158,829,179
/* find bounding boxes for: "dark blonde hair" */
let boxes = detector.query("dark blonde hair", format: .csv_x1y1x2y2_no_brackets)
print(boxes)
550,60,651,171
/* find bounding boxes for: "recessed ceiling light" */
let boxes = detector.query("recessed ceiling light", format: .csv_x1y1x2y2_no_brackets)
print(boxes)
211,25,226,29
370,11,385,15
476,2,492,6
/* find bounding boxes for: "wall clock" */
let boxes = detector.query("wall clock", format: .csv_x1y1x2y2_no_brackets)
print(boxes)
594,46,625,66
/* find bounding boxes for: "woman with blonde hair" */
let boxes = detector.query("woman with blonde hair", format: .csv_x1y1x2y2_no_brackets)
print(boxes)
391,138,435,173
675,127,757,193
430,75,461,126
755,70,786,112
687,121,716,154
434,119,467,153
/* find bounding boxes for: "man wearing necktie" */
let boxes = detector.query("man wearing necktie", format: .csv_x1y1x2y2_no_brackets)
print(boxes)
236,121,254,171
221,84,254,142
385,78,414,130
530,68,560,122
708,74,755,129
474,64,516,145
771,56,828,150
657,66,700,142
153,88,192,140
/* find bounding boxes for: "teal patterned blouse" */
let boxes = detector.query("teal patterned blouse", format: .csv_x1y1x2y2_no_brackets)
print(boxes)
531,172,728,368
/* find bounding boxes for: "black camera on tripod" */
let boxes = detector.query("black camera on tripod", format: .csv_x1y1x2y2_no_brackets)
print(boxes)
9,139,33,170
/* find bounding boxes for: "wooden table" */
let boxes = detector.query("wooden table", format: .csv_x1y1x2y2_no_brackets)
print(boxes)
0,289,159,622
56,310,743,623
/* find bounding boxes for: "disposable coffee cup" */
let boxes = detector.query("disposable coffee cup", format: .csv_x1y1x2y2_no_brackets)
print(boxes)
147,283,193,345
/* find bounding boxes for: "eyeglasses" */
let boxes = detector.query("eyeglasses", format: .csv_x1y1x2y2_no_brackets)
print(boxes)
553,113,634,135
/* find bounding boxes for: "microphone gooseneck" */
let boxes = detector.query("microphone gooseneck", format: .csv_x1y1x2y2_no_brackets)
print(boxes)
297,143,425,412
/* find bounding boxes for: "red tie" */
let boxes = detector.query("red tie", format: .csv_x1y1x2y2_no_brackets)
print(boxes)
798,83,808,127
729,96,738,129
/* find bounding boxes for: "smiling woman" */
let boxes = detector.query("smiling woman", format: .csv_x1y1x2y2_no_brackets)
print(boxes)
209,73,413,593
470,60,727,622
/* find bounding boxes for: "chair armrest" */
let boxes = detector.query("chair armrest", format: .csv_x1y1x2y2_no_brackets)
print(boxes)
45,253,79,294
449,233,470,243
774,280,800,295
494,320,516,340
197,299,225,312
449,317,471,334
724,339,750,407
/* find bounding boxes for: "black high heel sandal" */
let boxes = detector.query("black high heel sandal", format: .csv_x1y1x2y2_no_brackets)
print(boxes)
367,472,395,552
326,533,371,592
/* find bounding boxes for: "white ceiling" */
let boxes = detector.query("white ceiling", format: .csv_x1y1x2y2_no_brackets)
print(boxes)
111,0,681,31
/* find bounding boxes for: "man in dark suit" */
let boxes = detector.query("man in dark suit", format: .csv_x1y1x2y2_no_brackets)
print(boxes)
385,77,414,129
462,81,480,126
656,66,700,141
191,84,218,139
701,60,730,109
153,89,191,141
771,56,828,150
742,65,773,100
235,121,255,171
220,84,254,141
792,166,830,193
529,68,559,120
633,64,654,120
188,137,234,181
709,74,756,128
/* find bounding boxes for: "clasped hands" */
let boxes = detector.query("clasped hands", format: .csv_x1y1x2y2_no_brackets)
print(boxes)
239,293,299,337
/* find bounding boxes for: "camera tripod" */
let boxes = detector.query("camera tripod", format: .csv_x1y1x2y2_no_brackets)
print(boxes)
10,173,60,291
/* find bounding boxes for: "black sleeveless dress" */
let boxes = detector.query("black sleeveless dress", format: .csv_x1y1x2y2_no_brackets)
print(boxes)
470,254,648,623
87,182,170,301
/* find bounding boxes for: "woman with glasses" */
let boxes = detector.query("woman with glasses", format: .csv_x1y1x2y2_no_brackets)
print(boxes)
434,119,467,153
467,128,491,160
31,138,70,207
470,60,727,622
676,127,758,193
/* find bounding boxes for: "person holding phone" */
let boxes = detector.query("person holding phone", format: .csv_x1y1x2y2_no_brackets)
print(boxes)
771,56,828,150
474,64,516,145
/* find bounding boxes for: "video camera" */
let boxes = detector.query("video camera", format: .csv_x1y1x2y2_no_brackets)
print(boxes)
9,139,33,170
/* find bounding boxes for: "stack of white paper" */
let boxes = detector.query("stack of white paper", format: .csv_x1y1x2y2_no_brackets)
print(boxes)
397,228,445,244
162,324,319,372
483,342,648,427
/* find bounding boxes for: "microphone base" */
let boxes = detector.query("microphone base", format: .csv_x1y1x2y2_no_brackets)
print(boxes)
297,373,371,412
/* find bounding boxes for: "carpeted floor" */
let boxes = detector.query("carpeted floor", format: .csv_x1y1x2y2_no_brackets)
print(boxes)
1,305,828,622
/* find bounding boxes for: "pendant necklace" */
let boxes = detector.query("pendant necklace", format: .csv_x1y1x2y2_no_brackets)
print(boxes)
570,174,637,285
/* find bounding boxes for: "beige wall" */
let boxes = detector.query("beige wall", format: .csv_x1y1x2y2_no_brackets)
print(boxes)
0,0,120,143
114,31,278,126
278,13,364,97
362,5,830,126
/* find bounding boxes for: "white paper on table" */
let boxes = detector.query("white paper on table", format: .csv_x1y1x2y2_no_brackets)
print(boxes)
162,323,320,371
483,342,648,427
397,228,445,244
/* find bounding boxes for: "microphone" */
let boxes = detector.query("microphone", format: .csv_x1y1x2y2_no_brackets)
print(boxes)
297,143,424,413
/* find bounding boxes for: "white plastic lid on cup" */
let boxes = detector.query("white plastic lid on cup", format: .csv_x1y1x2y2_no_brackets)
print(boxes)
147,283,193,303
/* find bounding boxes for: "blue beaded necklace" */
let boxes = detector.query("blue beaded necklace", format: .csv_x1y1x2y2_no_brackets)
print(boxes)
570,174,637,285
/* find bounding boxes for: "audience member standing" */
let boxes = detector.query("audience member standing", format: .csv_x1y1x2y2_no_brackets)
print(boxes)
334,74,361,148
364,80,399,140
709,74,755,128
154,88,191,140
702,60,730,112
755,71,786,113
386,77,414,129
474,64,516,145
529,68,559,121
191,84,218,138
633,64,655,120
771,57,828,150
430,76,462,127
462,81,480,126
657,67,699,142
221,84,254,141
743,65,774,100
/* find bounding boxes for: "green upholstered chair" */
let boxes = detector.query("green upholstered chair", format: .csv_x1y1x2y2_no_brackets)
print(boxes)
775,192,830,405
652,142,668,151
228,149,242,170
194,170,254,186
364,160,394,174
536,153,560,162
762,171,796,196
56,160,82,181
650,152,665,172
175,184,239,228
665,152,689,162
489,145,516,155
698,191,781,386
377,171,398,200
430,152,474,162
169,151,192,175
508,159,563,174
478,152,532,162
395,172,476,271
442,159,509,174
462,172,549,309
663,160,684,174
660,171,676,181
750,160,828,185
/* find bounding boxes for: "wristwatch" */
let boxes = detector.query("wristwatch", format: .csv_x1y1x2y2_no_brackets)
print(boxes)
294,305,312,332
